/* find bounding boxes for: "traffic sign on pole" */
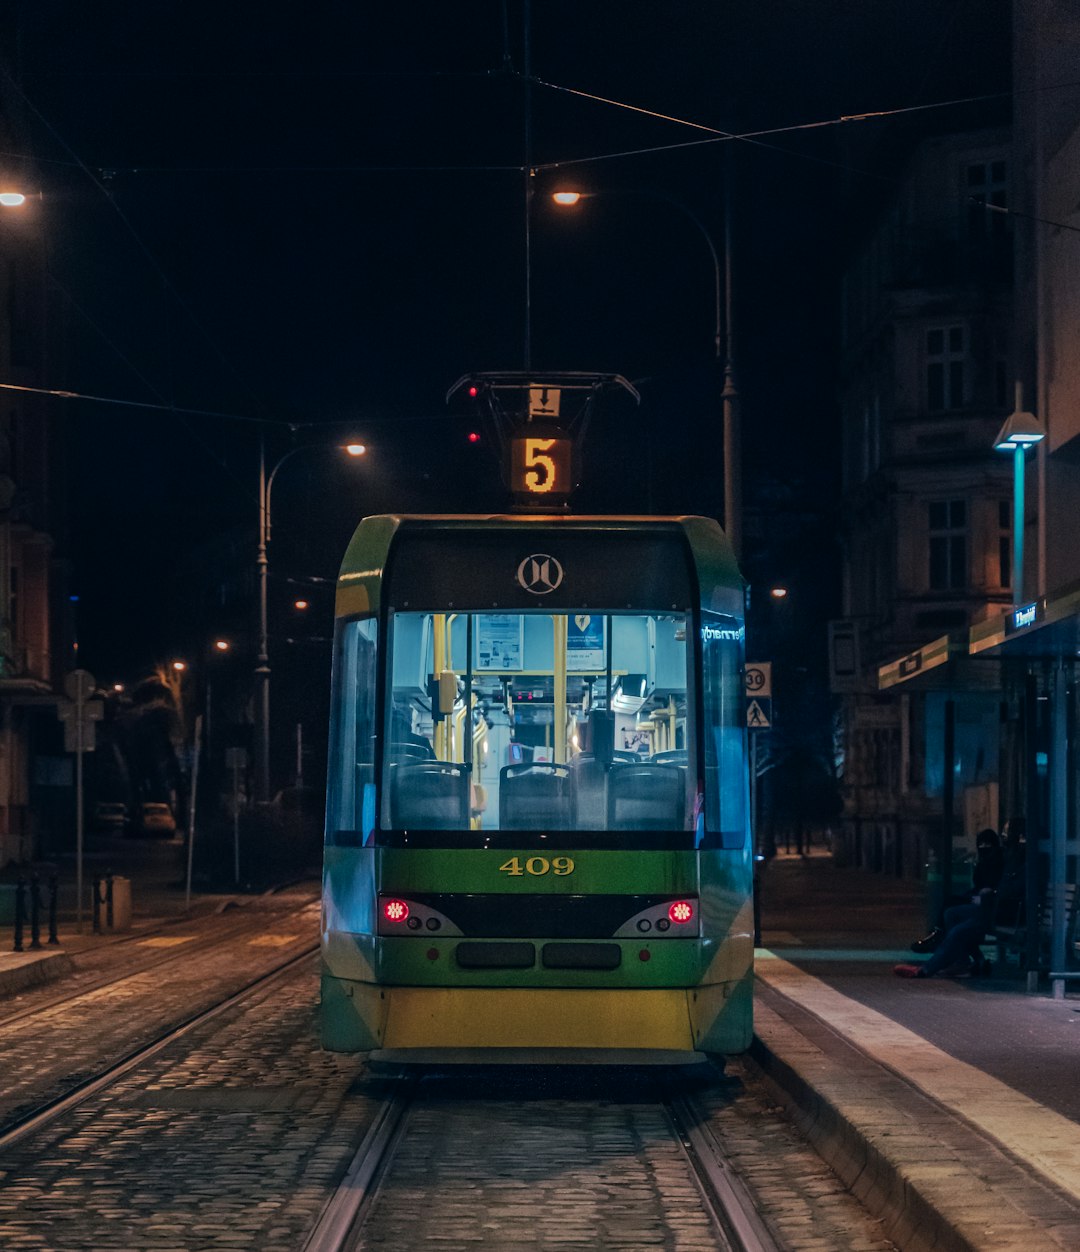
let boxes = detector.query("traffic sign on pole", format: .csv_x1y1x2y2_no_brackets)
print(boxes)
746,698,772,729
744,662,772,698
59,669,98,934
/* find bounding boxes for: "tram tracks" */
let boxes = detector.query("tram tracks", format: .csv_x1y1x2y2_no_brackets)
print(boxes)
0,888,320,1030
304,1070,782,1252
0,941,319,1150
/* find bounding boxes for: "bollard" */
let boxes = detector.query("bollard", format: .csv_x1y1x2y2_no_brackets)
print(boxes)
29,871,42,950
48,873,59,945
92,874,102,934
105,872,114,930
13,876,26,952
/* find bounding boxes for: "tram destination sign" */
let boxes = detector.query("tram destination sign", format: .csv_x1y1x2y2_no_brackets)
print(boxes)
508,427,574,506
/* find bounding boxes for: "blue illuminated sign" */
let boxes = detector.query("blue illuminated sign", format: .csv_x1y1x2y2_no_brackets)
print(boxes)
1012,603,1037,631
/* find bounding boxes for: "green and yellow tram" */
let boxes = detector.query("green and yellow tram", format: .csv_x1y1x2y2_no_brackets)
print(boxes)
321,514,753,1062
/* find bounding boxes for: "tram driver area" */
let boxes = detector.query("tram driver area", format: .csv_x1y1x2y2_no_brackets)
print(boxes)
384,611,694,838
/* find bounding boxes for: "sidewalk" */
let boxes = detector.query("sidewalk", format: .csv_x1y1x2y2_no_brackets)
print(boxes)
0,834,269,997
754,848,1080,1251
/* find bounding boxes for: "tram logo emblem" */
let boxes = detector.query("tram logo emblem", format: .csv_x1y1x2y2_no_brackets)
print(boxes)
517,553,564,595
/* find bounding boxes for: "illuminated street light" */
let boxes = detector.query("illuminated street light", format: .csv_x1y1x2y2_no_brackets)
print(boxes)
993,385,1046,606
0,192,26,207
113,683,124,692
553,183,741,556
172,660,187,672
214,639,230,652
770,587,788,599
255,438,368,803
294,599,310,611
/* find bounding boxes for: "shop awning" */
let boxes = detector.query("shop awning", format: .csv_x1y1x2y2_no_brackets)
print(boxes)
877,631,996,691
969,583,1080,660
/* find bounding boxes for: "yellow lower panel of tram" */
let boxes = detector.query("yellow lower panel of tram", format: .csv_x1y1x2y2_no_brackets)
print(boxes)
381,986,696,1051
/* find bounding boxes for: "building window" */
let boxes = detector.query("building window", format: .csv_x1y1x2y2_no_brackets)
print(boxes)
926,325,967,412
967,160,1007,239
998,499,1011,590
928,500,967,590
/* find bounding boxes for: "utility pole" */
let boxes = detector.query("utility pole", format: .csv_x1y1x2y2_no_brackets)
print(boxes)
255,433,270,804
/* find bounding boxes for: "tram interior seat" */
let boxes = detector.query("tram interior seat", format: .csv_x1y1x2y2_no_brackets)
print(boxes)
500,763,572,830
568,754,623,829
389,760,469,829
651,749,687,766
387,740,436,764
608,763,687,830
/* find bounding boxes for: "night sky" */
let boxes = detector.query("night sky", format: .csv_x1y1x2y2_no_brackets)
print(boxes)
1,1,1010,689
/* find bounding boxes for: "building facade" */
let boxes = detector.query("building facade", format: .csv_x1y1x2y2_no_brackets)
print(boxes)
0,120,70,868
835,128,1016,877
836,1,1080,888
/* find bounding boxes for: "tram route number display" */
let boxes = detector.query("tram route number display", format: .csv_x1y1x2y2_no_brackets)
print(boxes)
499,855,575,877
509,435,573,498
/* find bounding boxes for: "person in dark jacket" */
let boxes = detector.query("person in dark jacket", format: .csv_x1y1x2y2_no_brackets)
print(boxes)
895,886,997,978
911,828,1003,953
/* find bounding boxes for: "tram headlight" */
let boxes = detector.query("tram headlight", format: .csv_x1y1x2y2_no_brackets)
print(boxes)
668,900,694,925
384,899,409,923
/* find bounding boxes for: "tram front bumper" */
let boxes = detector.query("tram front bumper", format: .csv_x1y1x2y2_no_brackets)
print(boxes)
320,975,753,1057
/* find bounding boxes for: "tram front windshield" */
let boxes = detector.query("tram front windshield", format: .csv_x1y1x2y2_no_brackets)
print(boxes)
327,607,746,845
383,609,694,835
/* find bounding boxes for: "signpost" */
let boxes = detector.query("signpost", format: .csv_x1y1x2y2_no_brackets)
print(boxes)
745,662,773,854
58,669,103,932
225,746,248,886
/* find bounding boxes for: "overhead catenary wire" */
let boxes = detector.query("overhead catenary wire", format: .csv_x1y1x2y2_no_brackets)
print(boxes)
0,61,272,418
10,80,1076,181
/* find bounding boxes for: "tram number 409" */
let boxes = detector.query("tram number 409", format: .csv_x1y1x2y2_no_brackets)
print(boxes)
498,856,575,877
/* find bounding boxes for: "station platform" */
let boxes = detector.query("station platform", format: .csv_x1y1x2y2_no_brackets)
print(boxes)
755,846,1080,1251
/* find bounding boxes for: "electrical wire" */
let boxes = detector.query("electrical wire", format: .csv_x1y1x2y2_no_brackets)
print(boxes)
0,61,272,418
528,76,1018,170
0,379,282,424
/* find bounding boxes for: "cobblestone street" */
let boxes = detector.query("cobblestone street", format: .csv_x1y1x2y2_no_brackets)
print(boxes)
0,908,896,1251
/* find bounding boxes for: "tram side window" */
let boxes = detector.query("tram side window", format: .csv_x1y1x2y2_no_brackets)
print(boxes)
701,612,749,849
326,617,378,846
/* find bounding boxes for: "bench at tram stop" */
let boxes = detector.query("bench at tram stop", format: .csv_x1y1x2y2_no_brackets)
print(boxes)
993,882,1080,992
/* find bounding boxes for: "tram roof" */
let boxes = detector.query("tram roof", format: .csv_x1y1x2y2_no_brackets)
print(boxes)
334,514,742,619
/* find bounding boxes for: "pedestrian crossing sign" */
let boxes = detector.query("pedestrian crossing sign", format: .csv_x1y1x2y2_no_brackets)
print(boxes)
746,698,772,729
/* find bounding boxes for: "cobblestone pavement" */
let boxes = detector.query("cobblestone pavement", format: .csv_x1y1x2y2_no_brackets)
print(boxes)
358,1066,896,1251
698,1059,897,1252
0,895,321,1129
0,956,377,1251
0,945,901,1252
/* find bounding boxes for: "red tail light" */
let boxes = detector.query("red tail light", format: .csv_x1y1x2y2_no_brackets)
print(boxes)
384,899,409,922
668,900,694,924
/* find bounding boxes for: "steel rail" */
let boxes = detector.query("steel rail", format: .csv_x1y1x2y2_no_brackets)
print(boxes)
302,1075,415,1252
0,895,319,1030
666,1090,782,1252
0,942,318,1151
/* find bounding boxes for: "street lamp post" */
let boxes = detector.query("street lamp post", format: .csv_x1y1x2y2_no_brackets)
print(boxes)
993,384,1046,606
254,435,366,804
552,183,740,556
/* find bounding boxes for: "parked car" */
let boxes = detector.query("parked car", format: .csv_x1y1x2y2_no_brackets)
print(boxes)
137,802,177,837
92,801,129,833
